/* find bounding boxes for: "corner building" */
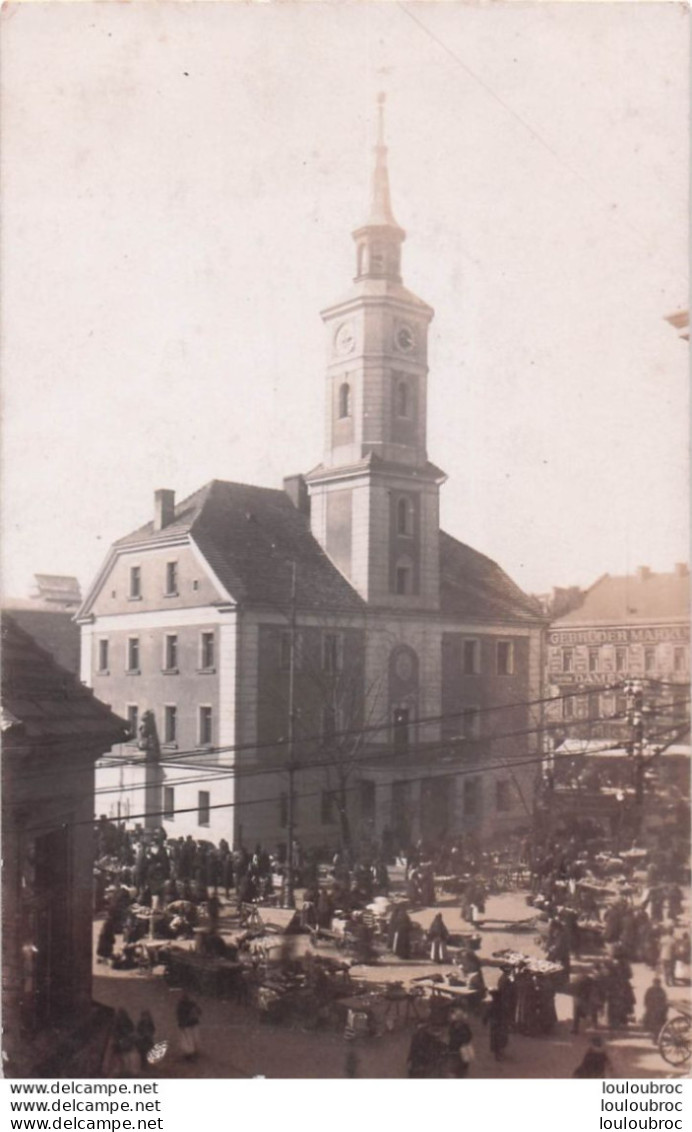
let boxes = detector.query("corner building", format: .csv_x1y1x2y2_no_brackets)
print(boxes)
79,102,544,851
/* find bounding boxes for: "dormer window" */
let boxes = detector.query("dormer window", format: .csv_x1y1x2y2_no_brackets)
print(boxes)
338,382,351,419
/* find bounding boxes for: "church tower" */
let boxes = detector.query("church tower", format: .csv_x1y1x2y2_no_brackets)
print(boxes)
306,95,446,610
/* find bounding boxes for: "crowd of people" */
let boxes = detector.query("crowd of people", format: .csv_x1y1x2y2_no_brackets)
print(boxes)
92,816,689,1077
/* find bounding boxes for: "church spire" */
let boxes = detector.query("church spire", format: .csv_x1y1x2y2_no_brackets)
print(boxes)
352,93,405,282
366,92,399,229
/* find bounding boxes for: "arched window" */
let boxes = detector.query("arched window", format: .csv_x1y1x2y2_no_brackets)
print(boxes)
370,242,384,274
397,381,410,418
338,382,351,419
396,497,413,536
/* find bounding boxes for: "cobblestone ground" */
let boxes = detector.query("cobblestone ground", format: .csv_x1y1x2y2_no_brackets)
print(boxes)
94,890,691,1079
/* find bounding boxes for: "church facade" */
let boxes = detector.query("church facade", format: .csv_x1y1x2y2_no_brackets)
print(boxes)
78,101,544,853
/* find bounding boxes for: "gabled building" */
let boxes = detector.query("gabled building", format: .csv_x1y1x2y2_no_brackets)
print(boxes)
542,565,690,840
78,99,545,852
546,564,690,736
1,613,127,1076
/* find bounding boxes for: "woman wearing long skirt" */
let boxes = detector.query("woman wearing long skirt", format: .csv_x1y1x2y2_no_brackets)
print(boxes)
176,992,202,1060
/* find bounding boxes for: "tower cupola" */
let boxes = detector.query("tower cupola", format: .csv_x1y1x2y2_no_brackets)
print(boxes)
352,93,405,283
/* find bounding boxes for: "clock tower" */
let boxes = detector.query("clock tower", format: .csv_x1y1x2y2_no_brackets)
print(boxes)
306,95,445,610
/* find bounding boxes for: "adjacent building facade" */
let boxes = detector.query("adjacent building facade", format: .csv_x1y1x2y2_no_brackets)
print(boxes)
78,101,544,852
2,613,127,1075
542,566,690,838
546,565,690,739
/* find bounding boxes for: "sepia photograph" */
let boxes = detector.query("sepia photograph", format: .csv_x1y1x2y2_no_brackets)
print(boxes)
1,0,690,1088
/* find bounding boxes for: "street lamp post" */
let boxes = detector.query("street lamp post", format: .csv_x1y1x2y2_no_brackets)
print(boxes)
285,560,297,908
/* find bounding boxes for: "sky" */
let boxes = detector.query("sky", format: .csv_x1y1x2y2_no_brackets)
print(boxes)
1,1,689,602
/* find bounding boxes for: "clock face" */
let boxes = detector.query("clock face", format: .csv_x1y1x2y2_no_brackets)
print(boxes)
335,322,355,356
395,324,415,353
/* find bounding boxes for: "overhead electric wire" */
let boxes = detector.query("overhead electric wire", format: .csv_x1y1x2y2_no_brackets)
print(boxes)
25,719,690,836
6,679,628,789
89,700,690,802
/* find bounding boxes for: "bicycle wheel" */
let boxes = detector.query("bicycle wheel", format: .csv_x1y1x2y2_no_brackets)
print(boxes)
658,1015,692,1067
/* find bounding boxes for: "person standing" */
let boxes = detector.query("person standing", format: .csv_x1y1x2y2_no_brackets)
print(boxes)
660,930,676,987
571,971,596,1036
642,977,668,1040
447,1008,474,1078
135,1010,156,1070
176,992,202,1061
484,989,510,1061
427,912,450,963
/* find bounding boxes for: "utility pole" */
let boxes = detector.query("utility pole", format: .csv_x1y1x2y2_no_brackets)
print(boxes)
624,678,645,837
285,560,297,908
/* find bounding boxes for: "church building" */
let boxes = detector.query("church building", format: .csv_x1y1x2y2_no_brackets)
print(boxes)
78,99,544,853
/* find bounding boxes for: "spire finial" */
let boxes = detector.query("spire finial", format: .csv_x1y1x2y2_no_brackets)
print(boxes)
362,91,399,230
376,91,386,149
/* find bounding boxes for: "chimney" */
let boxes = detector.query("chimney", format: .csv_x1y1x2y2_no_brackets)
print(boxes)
154,489,176,531
283,474,310,518
674,562,689,577
636,566,651,582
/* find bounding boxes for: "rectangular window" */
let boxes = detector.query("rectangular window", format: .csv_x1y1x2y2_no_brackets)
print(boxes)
463,778,480,817
615,647,628,673
279,630,302,671
563,694,574,720
198,706,213,746
462,638,480,676
496,780,512,812
322,632,342,674
165,561,178,596
164,634,178,671
163,786,175,821
164,704,177,744
129,565,141,599
588,648,599,673
673,647,686,673
562,648,574,673
496,640,513,676
321,790,334,825
126,704,139,738
127,637,140,672
279,792,288,829
98,639,109,672
197,790,210,827
462,707,481,740
644,647,656,673
200,631,215,670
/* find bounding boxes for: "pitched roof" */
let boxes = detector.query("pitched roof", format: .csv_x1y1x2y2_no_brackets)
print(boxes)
2,613,128,748
1,607,80,675
553,569,690,626
439,531,544,624
115,480,365,614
